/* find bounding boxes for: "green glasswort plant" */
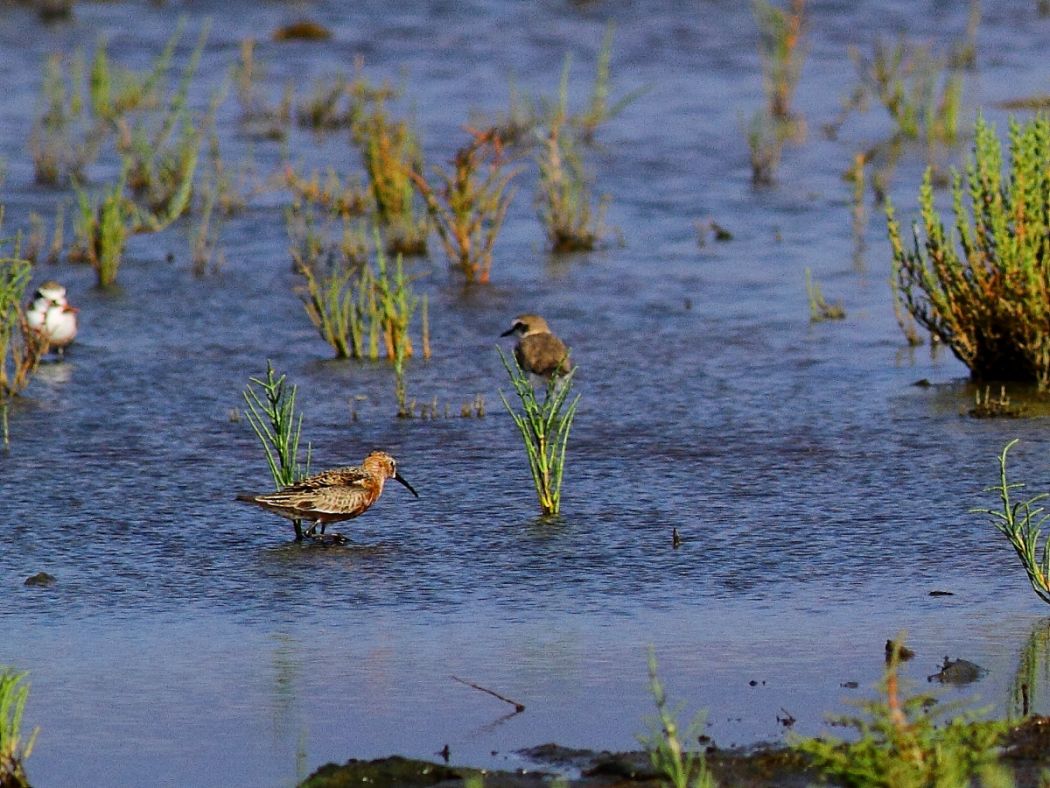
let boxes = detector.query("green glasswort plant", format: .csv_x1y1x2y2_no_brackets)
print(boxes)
292,221,426,362
792,640,1009,787
572,23,645,143
753,0,807,122
497,348,579,516
537,102,607,253
73,174,129,288
805,268,845,322
409,130,518,284
850,36,963,148
242,361,311,513
350,87,428,256
637,649,716,788
0,254,49,447
0,667,38,788
972,439,1050,604
887,115,1050,387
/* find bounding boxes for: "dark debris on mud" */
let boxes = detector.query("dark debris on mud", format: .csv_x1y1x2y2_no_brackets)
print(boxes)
299,717,1050,787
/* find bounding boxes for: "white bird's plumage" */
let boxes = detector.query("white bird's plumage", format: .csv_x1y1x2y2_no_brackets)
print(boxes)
26,281,77,350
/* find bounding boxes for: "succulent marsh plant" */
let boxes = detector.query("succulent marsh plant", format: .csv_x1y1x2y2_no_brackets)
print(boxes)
498,347,579,517
0,253,50,446
888,115,1050,388
537,108,607,253
973,440,1050,604
805,268,845,322
637,649,716,788
849,36,964,148
242,362,312,539
753,0,808,123
0,667,38,788
291,222,427,363
72,175,129,288
350,89,428,255
409,129,518,284
793,638,1009,787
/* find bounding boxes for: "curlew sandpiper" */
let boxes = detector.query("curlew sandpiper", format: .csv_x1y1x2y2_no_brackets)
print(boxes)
236,451,418,541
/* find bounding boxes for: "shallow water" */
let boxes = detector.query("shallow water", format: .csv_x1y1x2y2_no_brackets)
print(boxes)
3,1,1050,785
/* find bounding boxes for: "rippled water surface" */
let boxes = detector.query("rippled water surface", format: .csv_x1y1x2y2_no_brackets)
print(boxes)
3,1,1050,785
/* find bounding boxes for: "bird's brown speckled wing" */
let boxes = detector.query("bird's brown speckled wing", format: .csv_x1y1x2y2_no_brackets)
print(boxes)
280,466,370,493
518,333,570,378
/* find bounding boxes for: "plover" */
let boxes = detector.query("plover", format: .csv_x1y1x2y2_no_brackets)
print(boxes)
236,451,418,541
500,313,571,379
26,280,78,354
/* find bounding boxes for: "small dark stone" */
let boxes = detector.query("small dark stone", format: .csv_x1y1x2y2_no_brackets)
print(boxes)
929,590,955,596
841,681,859,689
24,572,56,587
749,680,758,687
273,20,332,41
711,222,733,241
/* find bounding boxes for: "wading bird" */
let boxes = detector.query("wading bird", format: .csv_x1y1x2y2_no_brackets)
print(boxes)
500,313,571,380
26,280,78,354
236,451,418,541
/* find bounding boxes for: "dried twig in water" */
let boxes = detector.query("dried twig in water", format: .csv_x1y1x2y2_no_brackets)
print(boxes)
451,675,525,713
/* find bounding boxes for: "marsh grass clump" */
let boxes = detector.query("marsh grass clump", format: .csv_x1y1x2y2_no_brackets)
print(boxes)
747,110,787,186
498,347,579,517
537,100,607,253
409,129,518,284
793,640,1009,787
190,183,223,276
242,362,310,488
973,439,1050,604
350,87,428,256
296,75,356,130
242,362,312,540
29,24,189,187
849,36,963,148
805,268,845,322
72,175,129,288
292,221,427,362
0,254,49,446
888,115,1050,388
637,650,716,788
30,52,103,186
572,23,645,143
0,667,38,788
969,385,1026,419
284,167,371,218
753,0,807,124
233,38,292,140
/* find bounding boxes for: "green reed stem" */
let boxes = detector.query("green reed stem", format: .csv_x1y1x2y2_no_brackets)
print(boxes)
972,439,1050,604
497,347,579,516
242,361,310,489
637,649,715,788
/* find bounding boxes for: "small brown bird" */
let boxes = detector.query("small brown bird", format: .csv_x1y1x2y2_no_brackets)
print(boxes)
500,313,571,379
236,451,418,541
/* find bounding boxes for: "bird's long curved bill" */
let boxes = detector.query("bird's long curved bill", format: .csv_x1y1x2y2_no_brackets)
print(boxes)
395,473,419,497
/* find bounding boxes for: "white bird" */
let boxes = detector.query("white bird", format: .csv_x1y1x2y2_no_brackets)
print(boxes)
26,281,78,354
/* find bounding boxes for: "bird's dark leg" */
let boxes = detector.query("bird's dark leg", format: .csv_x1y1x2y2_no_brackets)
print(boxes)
293,519,303,541
320,523,326,534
